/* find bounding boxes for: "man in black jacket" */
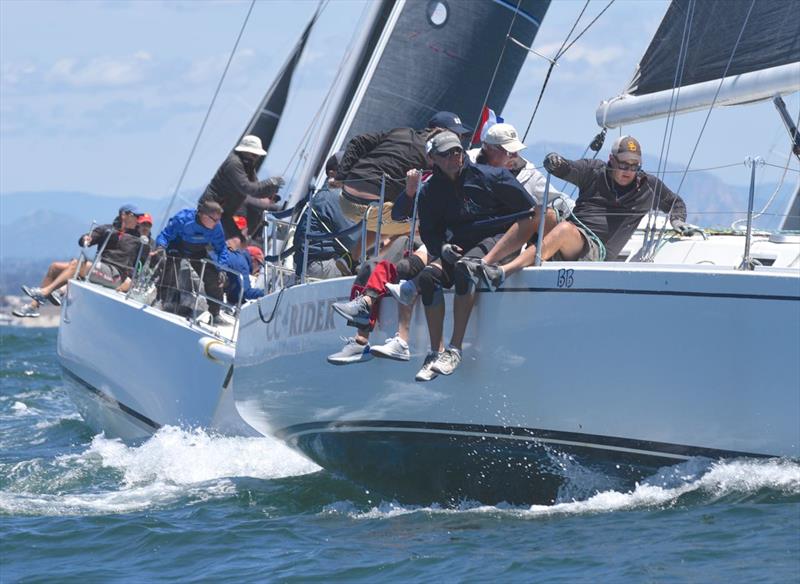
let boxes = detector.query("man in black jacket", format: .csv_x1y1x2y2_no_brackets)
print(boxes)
14,205,148,317
412,131,536,381
200,134,284,241
477,136,689,290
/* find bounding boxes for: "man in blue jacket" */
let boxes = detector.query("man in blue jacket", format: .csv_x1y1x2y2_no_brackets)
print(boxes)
221,232,264,304
154,200,230,323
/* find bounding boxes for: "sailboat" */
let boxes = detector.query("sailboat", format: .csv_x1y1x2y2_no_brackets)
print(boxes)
232,0,800,504
55,5,322,441
56,0,549,441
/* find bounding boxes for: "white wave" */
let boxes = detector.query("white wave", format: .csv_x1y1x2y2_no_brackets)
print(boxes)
325,458,800,520
0,426,319,516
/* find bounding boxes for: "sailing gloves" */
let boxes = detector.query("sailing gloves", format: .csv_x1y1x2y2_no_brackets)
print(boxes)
543,153,567,174
440,243,463,265
672,220,703,237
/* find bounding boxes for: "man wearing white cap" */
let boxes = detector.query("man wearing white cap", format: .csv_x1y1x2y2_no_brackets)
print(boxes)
200,134,285,241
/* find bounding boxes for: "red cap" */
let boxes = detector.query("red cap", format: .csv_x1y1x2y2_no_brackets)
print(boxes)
138,213,153,225
234,216,248,231
246,245,264,265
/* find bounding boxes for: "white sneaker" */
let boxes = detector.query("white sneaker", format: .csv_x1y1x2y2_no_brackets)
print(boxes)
431,347,462,376
12,304,40,318
370,334,410,361
385,280,417,306
327,337,373,365
415,351,440,382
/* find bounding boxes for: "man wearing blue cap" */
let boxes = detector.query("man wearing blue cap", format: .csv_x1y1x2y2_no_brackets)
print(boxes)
13,204,148,318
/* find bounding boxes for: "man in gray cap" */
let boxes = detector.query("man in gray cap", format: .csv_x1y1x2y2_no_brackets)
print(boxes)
200,134,285,241
407,130,536,380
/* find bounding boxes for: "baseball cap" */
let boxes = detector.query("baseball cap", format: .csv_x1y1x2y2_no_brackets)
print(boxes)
119,204,143,216
484,123,526,153
428,111,469,135
137,213,153,225
247,245,265,265
426,131,462,155
233,215,248,231
234,134,267,156
611,136,642,161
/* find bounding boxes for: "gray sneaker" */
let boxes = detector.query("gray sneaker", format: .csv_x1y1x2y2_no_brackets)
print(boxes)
48,289,63,306
455,259,482,292
327,337,373,365
21,285,48,305
370,334,410,361
331,296,371,327
12,304,40,318
431,347,462,376
385,280,417,306
415,351,441,382
479,263,505,292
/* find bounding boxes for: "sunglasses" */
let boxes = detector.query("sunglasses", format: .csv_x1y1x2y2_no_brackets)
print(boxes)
438,148,463,159
613,156,641,172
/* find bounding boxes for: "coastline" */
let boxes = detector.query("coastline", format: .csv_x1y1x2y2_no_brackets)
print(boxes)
0,296,60,328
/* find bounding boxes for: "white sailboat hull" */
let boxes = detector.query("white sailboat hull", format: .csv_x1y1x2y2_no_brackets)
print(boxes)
57,281,257,441
233,262,800,503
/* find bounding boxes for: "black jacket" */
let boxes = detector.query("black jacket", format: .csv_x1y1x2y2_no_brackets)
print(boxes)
552,158,687,261
82,224,147,278
201,152,279,216
336,127,431,201
418,161,535,258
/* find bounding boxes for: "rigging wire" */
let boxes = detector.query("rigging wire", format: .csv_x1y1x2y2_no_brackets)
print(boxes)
521,0,616,143
471,0,523,135
649,0,757,255
158,0,257,232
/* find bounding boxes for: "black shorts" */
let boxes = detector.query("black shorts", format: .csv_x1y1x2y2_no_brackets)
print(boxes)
438,234,503,288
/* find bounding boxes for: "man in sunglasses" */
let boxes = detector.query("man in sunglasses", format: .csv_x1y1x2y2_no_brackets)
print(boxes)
153,200,230,325
409,130,537,379
476,135,689,289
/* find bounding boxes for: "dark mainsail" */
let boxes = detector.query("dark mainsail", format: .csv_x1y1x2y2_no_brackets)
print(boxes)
290,0,550,203
628,0,800,96
239,6,320,172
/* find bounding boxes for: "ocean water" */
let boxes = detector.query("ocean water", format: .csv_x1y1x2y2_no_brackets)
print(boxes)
1,328,798,583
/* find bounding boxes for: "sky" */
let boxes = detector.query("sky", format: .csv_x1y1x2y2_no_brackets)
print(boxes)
1,0,798,204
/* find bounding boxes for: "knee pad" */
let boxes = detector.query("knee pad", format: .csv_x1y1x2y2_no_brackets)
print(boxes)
453,261,476,296
417,266,444,306
396,254,425,281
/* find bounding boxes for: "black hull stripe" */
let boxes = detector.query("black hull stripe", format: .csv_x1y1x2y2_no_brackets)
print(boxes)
61,368,161,432
276,420,772,461
494,287,799,302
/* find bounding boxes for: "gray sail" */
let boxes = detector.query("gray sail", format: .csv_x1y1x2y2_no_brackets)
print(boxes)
240,6,320,172
291,0,549,203
629,0,800,96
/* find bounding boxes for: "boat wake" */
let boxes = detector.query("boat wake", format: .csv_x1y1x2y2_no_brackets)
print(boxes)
0,426,319,516
321,457,800,520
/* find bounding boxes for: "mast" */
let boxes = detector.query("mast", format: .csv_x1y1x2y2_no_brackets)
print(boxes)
287,0,396,205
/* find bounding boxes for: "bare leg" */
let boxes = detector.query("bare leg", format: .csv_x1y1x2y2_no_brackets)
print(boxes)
501,222,586,277
449,291,476,350
41,259,79,296
40,261,73,288
424,302,445,353
482,215,536,265
397,303,413,341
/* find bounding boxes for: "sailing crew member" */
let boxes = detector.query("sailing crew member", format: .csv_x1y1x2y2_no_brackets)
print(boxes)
477,136,689,289
153,200,230,325
413,130,536,380
334,111,469,238
200,134,284,241
221,231,264,303
13,205,148,318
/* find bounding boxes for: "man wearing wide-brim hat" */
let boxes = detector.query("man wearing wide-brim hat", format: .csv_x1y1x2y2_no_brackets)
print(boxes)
200,134,285,241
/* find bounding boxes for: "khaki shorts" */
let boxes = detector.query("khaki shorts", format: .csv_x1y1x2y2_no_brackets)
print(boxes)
339,192,410,236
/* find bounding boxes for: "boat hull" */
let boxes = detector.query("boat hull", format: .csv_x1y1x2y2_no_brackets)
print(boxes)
234,264,800,503
57,280,257,441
